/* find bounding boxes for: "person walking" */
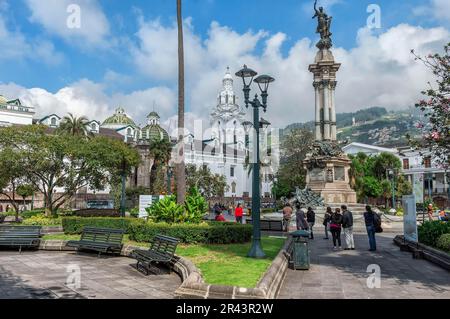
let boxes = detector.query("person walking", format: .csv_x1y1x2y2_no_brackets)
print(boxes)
323,207,332,239
341,205,355,250
307,207,316,239
295,204,309,231
330,208,343,250
235,203,243,224
427,203,434,221
364,205,378,251
282,203,293,232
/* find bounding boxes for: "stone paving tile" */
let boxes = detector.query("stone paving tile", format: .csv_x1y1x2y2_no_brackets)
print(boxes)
279,233,450,299
0,251,181,299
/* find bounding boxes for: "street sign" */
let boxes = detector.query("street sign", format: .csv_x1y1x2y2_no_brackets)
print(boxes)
139,195,166,218
403,194,418,243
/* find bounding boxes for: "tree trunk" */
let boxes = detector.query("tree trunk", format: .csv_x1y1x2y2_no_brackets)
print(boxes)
176,0,186,204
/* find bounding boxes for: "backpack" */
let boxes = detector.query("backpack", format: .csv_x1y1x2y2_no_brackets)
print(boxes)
373,213,383,233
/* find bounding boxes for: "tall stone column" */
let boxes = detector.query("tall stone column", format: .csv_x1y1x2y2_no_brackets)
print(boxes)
323,80,330,141
314,82,322,141
330,81,337,141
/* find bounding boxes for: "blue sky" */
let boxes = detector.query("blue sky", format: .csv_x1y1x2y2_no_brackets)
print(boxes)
0,0,449,128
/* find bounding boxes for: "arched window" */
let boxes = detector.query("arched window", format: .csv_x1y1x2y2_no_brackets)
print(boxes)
127,128,132,136
91,123,97,131
51,117,56,126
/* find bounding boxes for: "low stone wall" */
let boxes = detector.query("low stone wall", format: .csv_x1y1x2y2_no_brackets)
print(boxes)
174,238,292,299
38,238,292,299
393,235,450,271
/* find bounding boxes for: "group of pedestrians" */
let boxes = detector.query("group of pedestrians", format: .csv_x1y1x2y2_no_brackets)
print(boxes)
283,203,382,252
322,205,355,250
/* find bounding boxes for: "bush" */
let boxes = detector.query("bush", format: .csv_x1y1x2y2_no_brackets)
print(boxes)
128,221,252,244
22,215,62,226
418,221,450,247
20,209,45,219
436,234,450,253
62,217,144,234
129,207,140,218
72,209,120,217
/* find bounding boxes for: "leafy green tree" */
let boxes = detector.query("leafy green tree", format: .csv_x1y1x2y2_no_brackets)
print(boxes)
16,184,35,207
272,128,314,197
0,125,140,216
58,113,93,138
185,164,228,199
362,176,382,199
410,43,450,165
0,147,29,220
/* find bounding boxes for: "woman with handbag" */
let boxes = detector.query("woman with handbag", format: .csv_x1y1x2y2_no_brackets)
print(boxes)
330,208,343,250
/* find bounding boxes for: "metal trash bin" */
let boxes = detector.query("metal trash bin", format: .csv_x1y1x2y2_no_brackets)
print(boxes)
290,230,310,270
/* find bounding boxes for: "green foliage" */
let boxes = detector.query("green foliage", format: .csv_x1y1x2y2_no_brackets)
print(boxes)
129,207,140,218
62,217,144,234
436,234,450,253
418,221,450,247
20,209,46,219
184,188,208,223
21,215,62,226
349,152,412,204
0,125,140,216
128,221,252,244
146,195,184,224
57,113,93,138
410,43,450,165
274,128,314,197
185,164,228,198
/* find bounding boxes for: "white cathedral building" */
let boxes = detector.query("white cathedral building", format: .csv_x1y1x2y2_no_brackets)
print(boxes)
0,68,277,201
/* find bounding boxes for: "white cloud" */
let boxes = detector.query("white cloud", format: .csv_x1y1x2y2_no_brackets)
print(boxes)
0,12,63,64
25,0,110,48
130,18,449,129
413,0,450,23
0,80,177,127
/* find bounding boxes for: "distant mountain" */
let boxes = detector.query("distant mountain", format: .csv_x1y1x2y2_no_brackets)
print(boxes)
282,106,423,147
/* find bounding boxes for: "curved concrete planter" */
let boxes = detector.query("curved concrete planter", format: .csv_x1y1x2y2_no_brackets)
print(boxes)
38,238,291,299
394,235,450,271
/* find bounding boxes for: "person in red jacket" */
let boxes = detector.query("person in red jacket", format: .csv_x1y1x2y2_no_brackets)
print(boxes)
215,211,226,222
235,203,244,224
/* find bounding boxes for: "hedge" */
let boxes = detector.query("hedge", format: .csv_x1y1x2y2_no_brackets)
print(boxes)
128,221,253,244
22,215,62,226
418,221,450,247
437,234,450,253
71,209,120,218
62,217,144,234
62,217,253,244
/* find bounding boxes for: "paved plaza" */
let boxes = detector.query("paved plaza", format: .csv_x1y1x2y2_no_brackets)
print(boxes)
0,251,181,299
279,233,450,299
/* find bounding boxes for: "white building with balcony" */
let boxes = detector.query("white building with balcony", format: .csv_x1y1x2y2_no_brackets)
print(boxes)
0,95,35,126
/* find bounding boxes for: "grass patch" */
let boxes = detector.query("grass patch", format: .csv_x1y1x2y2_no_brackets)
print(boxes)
176,237,285,288
42,234,286,288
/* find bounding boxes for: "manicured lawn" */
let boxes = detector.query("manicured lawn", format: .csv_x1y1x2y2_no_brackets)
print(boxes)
42,234,286,288
176,237,285,288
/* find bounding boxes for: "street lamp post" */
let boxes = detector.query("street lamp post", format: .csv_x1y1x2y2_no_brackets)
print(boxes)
388,169,396,209
120,159,127,218
236,65,275,259
167,166,174,195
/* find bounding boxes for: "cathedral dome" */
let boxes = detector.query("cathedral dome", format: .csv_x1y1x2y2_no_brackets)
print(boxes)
0,95,8,105
102,107,136,127
142,111,169,142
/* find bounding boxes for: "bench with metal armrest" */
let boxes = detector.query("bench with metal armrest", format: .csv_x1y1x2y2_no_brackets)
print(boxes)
0,225,42,252
66,227,125,256
130,234,180,275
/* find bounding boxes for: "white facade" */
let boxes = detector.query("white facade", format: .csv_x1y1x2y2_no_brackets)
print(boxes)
0,95,35,126
342,142,398,156
182,68,276,198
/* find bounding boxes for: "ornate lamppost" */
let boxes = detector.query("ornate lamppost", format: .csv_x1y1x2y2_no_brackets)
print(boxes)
236,65,275,258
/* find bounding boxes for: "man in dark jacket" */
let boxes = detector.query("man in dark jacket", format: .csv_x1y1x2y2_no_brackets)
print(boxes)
307,207,316,239
341,205,355,250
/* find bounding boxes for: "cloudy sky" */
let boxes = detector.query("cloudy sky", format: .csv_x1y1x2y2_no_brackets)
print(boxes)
0,0,449,131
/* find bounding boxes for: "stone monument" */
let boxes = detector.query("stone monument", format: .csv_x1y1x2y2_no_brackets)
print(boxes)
303,1,357,204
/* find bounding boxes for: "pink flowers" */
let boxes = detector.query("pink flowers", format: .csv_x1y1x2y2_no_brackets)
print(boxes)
416,122,424,129
431,131,440,140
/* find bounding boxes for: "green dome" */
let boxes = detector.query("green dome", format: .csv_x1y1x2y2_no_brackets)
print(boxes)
148,111,160,118
102,107,136,126
142,124,170,142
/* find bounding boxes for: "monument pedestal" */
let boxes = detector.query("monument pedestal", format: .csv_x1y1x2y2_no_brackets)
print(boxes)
303,149,357,204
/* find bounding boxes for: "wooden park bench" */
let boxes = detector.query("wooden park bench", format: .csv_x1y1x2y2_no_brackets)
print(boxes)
130,234,180,275
0,225,42,252
66,227,125,256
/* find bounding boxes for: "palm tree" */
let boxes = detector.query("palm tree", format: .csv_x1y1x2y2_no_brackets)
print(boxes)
58,113,93,138
176,0,186,204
